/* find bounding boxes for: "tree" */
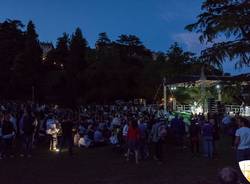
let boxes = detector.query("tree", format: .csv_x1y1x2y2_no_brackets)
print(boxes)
96,32,111,47
95,32,112,61
116,34,152,61
66,27,88,106
165,42,195,76
12,20,42,100
186,0,250,68
155,52,166,63
56,33,70,60
68,27,88,72
46,33,69,69
116,34,145,57
0,19,25,98
0,19,226,104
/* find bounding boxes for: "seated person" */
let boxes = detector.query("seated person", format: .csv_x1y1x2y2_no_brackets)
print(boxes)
78,134,92,148
78,123,86,137
94,128,105,146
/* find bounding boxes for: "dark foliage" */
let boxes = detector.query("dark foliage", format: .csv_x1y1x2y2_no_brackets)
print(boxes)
0,19,222,105
186,0,250,68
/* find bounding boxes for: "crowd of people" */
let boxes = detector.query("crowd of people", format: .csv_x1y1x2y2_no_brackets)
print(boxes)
0,101,249,166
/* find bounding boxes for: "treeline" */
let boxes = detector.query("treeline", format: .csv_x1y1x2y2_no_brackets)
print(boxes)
0,19,222,106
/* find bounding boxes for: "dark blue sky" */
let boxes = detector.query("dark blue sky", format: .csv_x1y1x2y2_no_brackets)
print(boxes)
1,0,249,74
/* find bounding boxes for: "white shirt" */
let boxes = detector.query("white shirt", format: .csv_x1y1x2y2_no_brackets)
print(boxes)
235,127,250,150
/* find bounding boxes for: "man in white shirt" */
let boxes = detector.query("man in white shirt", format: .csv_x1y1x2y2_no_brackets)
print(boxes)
235,117,250,162
46,115,59,151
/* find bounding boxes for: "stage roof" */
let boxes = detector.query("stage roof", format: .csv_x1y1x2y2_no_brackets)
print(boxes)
165,73,250,86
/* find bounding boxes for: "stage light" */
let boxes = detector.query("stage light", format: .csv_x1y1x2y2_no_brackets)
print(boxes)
50,148,60,152
170,86,177,90
191,101,203,114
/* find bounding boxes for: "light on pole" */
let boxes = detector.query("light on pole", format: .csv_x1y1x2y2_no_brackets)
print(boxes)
163,77,167,113
170,85,177,111
216,84,222,101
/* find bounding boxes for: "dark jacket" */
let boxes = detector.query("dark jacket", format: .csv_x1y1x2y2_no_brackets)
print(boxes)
61,120,73,137
22,115,35,135
2,121,14,136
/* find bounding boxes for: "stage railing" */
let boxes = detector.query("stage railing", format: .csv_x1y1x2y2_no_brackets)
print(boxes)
176,105,191,112
176,105,241,113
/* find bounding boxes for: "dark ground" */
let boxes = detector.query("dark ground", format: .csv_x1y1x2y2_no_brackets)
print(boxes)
0,137,245,184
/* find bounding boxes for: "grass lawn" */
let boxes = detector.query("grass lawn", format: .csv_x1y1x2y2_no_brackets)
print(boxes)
0,136,244,184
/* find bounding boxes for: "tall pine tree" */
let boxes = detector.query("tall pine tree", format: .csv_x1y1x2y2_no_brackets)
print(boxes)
46,32,69,69
56,32,70,66
66,27,88,106
68,27,88,73
12,20,42,99
0,19,25,98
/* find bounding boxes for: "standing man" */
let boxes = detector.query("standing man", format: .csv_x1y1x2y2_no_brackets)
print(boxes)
201,119,214,159
60,114,74,155
20,109,36,157
189,120,200,156
126,119,140,164
1,113,15,158
46,113,60,151
151,118,166,163
222,113,232,134
138,117,149,160
234,117,250,162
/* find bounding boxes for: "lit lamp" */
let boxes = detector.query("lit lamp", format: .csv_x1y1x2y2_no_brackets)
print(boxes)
170,86,177,91
216,84,222,101
163,78,167,113
170,86,177,111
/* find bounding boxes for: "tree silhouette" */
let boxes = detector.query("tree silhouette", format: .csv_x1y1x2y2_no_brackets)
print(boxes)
0,20,25,98
96,32,111,47
47,33,69,69
68,27,88,72
11,20,42,100
165,42,195,76
65,27,88,106
186,0,250,68
0,19,226,104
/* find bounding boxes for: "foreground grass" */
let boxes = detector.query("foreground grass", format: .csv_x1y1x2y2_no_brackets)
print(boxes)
0,137,241,184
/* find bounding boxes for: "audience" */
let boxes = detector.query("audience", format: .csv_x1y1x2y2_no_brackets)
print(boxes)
0,101,249,183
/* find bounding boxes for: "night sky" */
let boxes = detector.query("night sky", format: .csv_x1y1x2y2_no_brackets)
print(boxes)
1,0,249,74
